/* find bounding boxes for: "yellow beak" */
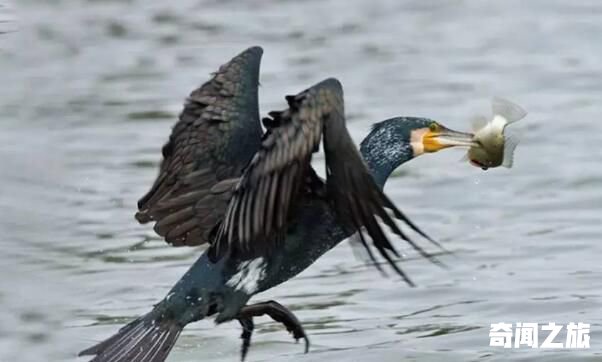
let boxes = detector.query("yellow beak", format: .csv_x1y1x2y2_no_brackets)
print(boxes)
423,126,475,153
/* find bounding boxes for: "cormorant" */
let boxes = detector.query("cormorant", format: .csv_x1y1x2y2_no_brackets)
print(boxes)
79,46,474,362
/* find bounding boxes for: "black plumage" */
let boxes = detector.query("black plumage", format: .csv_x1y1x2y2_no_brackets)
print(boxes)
79,46,466,362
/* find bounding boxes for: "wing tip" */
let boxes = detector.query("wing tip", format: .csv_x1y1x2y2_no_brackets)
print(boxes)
236,45,264,66
135,210,152,223
316,77,343,92
245,45,264,56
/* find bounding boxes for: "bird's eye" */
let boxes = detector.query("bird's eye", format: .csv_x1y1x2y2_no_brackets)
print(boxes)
429,123,438,132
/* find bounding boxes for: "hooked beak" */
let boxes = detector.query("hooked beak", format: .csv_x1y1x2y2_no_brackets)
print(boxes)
422,125,475,153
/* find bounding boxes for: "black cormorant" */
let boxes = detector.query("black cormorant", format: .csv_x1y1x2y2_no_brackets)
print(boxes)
79,46,474,362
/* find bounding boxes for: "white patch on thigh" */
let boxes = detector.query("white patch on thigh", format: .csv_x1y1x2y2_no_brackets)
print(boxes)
226,257,266,294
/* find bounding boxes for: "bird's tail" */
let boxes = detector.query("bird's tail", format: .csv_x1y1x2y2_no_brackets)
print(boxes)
79,312,183,362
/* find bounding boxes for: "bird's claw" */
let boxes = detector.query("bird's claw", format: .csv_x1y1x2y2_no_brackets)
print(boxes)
236,300,310,361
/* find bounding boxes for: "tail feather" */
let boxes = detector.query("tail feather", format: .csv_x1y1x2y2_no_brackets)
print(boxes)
79,314,182,362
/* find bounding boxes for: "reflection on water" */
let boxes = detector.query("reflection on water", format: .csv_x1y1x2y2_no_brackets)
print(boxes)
1,0,601,361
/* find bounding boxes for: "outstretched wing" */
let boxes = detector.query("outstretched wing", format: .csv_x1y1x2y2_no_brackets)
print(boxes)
214,78,436,284
135,46,264,246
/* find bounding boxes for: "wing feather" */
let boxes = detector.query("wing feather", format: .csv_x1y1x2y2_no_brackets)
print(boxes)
135,46,263,247
214,78,438,282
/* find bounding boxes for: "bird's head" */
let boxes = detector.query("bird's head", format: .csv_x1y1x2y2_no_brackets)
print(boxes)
364,117,475,161
360,117,476,186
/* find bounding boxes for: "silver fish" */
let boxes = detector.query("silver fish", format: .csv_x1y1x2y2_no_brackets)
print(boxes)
466,97,527,170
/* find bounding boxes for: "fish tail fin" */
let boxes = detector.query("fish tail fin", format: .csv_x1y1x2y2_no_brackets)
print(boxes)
492,97,527,124
469,115,488,132
79,312,183,362
502,130,520,168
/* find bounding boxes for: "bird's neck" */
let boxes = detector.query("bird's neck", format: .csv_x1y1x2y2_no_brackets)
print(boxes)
360,122,414,189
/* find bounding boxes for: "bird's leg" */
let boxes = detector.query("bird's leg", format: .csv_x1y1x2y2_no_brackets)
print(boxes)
237,317,254,361
236,300,310,361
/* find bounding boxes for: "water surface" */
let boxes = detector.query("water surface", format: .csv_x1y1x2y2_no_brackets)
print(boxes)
1,0,601,361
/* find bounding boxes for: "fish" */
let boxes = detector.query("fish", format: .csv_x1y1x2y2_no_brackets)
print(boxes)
466,97,527,170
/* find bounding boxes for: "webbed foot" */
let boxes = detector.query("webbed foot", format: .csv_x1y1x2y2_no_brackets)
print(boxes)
236,300,309,361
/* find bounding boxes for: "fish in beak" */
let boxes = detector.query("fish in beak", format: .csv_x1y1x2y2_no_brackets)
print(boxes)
466,97,527,170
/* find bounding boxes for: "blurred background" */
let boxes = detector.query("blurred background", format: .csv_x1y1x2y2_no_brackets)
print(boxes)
1,0,601,361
